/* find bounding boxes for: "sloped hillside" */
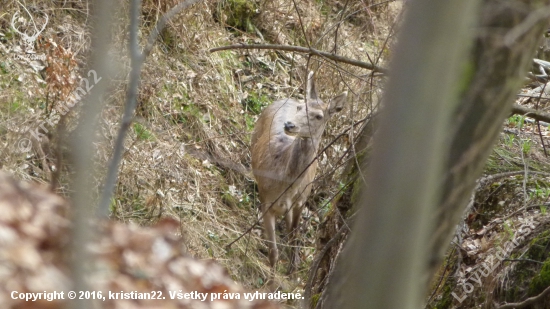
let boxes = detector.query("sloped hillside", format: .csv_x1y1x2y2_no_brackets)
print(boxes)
0,0,399,304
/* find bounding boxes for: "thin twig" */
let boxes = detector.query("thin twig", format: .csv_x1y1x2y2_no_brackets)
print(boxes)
68,0,116,308
502,258,544,264
304,224,349,308
143,0,202,58
520,142,529,210
209,44,387,73
496,284,550,308
504,5,550,45
478,170,550,186
534,82,548,156
425,246,456,308
225,116,367,249
512,103,550,123
98,0,202,217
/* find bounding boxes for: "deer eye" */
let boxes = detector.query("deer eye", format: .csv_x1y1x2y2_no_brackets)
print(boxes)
315,114,323,120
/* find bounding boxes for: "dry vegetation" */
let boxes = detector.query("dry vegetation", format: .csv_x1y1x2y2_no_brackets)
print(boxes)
5,0,550,308
0,0,399,305
0,171,280,309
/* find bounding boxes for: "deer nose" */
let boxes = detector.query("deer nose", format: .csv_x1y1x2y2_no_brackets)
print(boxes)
284,122,296,131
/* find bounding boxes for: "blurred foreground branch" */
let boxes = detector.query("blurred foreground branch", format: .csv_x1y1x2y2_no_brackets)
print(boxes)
98,0,203,217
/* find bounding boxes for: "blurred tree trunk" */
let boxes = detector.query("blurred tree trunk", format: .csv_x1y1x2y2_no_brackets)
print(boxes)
310,0,549,308
430,0,549,276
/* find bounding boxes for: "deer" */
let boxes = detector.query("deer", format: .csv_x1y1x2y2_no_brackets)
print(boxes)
251,71,347,279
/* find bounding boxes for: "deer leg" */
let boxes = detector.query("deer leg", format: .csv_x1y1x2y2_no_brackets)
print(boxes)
263,206,279,289
284,206,294,274
263,207,278,271
286,204,303,275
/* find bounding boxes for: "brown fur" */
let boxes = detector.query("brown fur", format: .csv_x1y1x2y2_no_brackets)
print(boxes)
251,72,347,279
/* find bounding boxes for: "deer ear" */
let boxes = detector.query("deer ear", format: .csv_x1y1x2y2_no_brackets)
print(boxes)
328,92,347,115
306,71,318,100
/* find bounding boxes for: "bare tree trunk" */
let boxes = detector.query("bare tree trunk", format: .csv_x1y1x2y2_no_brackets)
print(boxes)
305,113,377,307
430,0,550,276
69,5,205,308
321,1,480,308
68,1,118,309
315,0,550,308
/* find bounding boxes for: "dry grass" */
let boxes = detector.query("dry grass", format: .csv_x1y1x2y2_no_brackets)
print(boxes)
7,1,550,307
0,0,401,303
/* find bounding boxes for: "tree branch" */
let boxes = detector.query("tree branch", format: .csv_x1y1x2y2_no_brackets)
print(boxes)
209,44,388,74
98,0,202,217
304,224,348,308
511,103,550,123
496,285,550,309
98,0,144,217
68,0,117,308
143,0,203,59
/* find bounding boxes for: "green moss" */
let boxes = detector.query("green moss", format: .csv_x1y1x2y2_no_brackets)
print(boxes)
504,260,532,301
529,258,550,296
159,27,176,51
432,282,453,309
311,293,321,309
216,0,258,33
429,248,459,309
526,230,550,261
498,230,550,302
349,149,370,207
486,146,518,174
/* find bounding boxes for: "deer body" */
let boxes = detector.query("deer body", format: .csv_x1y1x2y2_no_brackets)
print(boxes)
251,72,347,276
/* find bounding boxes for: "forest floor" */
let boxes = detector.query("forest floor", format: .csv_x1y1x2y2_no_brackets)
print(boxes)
2,0,550,308
0,0,397,307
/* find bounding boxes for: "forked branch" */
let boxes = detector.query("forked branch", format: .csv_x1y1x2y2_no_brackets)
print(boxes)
98,0,203,217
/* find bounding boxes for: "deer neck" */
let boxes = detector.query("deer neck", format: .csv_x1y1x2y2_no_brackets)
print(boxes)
286,136,320,179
